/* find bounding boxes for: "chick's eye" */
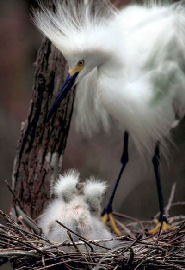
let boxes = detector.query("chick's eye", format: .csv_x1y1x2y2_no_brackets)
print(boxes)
77,60,85,66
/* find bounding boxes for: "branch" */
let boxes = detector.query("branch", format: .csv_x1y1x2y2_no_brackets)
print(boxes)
0,250,38,258
165,183,176,216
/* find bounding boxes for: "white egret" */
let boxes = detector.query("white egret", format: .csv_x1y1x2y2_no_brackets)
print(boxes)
34,0,185,235
38,170,115,250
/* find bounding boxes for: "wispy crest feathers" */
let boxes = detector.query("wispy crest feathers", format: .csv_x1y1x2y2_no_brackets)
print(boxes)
33,0,116,55
84,178,107,199
34,0,113,136
84,177,107,214
54,169,79,202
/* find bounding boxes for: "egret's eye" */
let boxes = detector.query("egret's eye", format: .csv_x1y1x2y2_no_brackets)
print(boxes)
77,60,85,66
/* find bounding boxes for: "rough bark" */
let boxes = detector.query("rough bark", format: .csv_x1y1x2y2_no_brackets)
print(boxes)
12,38,75,219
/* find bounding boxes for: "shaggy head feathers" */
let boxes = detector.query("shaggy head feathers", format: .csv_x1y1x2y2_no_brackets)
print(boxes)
34,0,116,58
84,178,107,214
34,0,114,136
53,170,107,212
83,178,107,199
54,169,80,202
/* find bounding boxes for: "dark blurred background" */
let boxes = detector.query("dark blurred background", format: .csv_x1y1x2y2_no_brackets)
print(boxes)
0,1,185,268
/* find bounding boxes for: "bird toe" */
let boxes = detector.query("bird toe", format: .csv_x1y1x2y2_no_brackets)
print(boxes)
148,219,174,234
101,213,122,237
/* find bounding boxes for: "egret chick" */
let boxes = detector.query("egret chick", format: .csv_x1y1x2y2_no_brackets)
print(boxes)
84,178,121,236
34,0,185,234
54,169,80,202
38,169,80,241
38,170,116,250
83,178,107,215
83,178,119,245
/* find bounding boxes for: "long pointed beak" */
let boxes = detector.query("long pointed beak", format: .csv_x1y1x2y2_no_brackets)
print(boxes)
46,72,79,122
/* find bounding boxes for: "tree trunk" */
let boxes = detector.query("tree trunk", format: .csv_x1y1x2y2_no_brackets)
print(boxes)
12,37,75,219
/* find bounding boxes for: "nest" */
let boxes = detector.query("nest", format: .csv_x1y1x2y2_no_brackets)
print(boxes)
0,204,185,270
0,181,184,269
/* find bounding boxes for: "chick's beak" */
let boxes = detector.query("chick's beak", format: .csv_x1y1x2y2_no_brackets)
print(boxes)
46,71,79,122
76,182,84,194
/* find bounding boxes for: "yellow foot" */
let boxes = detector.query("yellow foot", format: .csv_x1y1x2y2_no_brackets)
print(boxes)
148,218,174,234
101,213,122,236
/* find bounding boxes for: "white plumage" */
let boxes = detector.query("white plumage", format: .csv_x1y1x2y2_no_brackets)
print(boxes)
84,178,107,214
34,0,185,154
38,170,115,250
54,169,80,202
35,1,185,234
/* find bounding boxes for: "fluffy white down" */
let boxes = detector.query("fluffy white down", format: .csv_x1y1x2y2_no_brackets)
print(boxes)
38,171,117,251
37,198,65,240
34,1,185,154
53,169,79,202
84,178,107,214
89,216,114,245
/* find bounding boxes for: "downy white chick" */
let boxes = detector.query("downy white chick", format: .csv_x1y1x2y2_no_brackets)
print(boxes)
37,169,81,243
83,178,117,248
84,178,107,215
38,170,116,250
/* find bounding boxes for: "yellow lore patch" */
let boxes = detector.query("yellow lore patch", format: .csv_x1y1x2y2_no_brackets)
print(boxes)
69,60,85,75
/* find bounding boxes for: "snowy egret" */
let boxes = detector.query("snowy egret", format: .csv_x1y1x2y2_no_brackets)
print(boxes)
35,0,185,235
38,170,115,250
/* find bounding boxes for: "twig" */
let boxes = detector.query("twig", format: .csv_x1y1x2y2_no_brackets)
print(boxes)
166,182,176,216
39,235,126,251
56,220,110,251
36,259,73,270
0,250,38,258
67,231,80,253
113,212,145,233
15,205,41,235
114,218,136,238
155,182,177,219
0,209,51,244
56,220,94,252
171,201,185,207
67,231,92,269
4,180,24,210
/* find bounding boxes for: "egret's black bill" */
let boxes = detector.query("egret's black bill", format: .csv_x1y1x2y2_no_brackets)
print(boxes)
46,72,79,122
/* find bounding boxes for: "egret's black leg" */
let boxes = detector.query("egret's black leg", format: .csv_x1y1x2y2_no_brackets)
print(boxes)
152,142,167,224
148,142,173,234
102,131,129,216
101,132,129,235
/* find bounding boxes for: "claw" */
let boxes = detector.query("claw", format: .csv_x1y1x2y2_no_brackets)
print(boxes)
148,218,174,234
101,213,122,236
